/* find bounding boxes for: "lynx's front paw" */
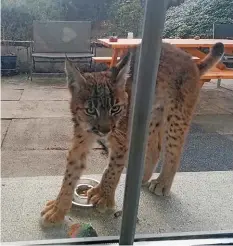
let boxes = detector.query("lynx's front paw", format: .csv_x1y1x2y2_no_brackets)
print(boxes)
87,186,115,212
148,178,172,196
41,200,67,225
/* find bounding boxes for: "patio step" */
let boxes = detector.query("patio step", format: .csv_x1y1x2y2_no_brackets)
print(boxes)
1,172,233,242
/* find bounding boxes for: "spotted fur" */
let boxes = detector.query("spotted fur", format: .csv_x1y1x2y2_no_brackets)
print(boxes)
41,42,224,223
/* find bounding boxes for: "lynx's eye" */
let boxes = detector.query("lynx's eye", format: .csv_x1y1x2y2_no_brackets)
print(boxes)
85,107,96,116
111,105,121,115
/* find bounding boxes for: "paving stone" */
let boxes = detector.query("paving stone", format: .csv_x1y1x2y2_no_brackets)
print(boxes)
1,89,23,101
195,99,230,115
21,88,69,101
2,118,72,150
1,172,233,242
226,134,233,141
1,150,107,178
1,120,11,145
1,101,70,119
193,114,233,134
199,88,233,113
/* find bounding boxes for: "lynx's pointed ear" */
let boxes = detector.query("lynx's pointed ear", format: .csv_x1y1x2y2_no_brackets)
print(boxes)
111,52,131,88
65,58,86,94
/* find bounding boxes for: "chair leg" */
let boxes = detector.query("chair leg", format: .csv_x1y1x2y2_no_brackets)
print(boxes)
217,78,221,88
30,57,34,81
89,58,93,68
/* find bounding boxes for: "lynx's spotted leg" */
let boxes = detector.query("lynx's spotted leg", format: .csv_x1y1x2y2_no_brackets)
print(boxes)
143,104,164,184
41,129,94,224
88,131,128,212
149,85,200,196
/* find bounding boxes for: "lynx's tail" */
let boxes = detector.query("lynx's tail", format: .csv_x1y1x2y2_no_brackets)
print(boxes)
197,42,224,76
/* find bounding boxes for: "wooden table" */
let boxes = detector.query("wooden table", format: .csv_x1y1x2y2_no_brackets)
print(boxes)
98,38,233,68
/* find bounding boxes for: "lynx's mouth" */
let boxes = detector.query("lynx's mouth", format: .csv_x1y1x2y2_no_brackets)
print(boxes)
91,126,111,137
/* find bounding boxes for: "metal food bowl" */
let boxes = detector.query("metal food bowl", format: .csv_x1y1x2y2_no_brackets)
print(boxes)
72,178,99,207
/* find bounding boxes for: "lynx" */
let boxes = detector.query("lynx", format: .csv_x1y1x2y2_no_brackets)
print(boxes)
41,42,224,223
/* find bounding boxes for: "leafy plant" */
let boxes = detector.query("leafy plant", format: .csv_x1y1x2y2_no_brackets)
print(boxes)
164,0,233,38
109,0,144,37
1,0,61,40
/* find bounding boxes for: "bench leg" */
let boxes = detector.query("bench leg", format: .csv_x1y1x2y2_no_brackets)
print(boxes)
89,58,93,68
217,78,221,88
30,57,34,81
110,49,119,67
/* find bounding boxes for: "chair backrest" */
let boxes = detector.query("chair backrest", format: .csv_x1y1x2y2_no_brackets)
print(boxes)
213,23,233,39
33,21,91,53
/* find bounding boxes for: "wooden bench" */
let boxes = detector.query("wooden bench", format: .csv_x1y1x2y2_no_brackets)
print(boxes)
92,56,120,65
93,56,199,66
192,56,200,61
92,56,233,80
201,68,233,80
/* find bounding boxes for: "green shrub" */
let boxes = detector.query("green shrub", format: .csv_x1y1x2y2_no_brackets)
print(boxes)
164,0,233,38
109,0,143,37
1,0,61,40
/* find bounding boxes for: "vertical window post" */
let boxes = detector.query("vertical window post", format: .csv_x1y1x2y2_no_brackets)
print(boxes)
119,0,168,245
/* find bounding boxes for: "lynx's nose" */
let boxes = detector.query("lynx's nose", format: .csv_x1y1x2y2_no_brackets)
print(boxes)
98,124,111,134
92,125,111,136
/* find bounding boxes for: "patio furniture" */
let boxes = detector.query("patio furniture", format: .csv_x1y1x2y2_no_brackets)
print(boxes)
97,38,233,85
213,23,233,87
1,40,32,78
31,21,95,80
92,56,121,66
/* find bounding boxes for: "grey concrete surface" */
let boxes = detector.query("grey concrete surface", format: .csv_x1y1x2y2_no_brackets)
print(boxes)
1,101,70,119
1,88,23,101
195,99,231,115
193,115,233,135
1,149,108,177
180,131,233,172
226,135,233,141
1,120,11,145
199,88,233,113
1,77,233,243
1,172,233,242
1,76,29,89
202,79,233,90
2,118,72,150
21,88,69,101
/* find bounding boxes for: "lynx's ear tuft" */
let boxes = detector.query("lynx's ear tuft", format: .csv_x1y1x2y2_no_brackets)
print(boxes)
65,58,86,94
111,52,131,88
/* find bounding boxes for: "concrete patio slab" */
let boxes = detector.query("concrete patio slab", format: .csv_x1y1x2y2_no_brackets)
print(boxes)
1,118,105,151
199,88,233,113
195,99,231,115
180,132,233,172
1,101,70,119
1,76,66,89
221,79,233,90
1,150,108,177
2,118,72,150
1,88,24,101
201,79,233,90
21,88,69,101
1,120,11,145
226,135,233,141
200,87,233,99
193,114,233,135
2,118,233,173
1,172,233,242
1,76,28,90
